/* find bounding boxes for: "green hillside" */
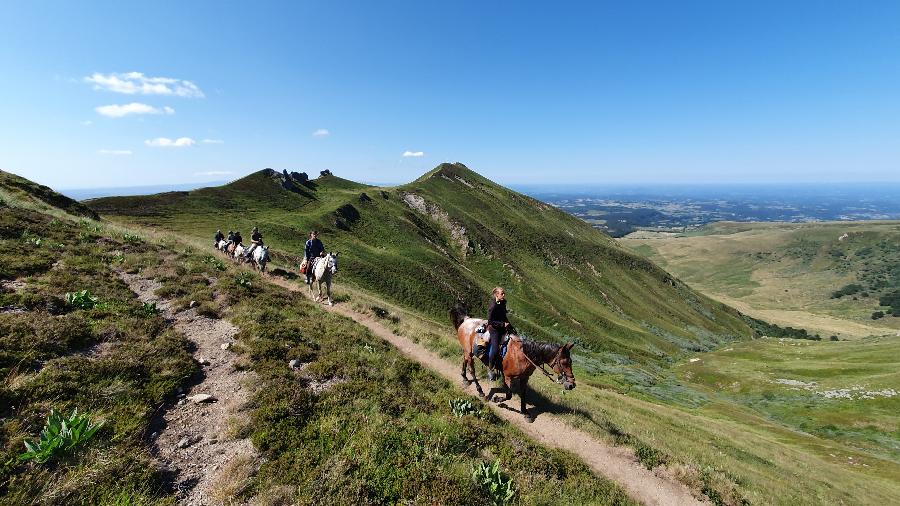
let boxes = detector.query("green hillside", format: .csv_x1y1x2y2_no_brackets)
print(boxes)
53,167,900,503
620,221,900,339
90,163,754,390
2,172,631,504
0,169,98,220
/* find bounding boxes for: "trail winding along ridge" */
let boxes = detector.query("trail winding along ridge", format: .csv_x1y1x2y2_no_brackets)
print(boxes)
268,276,705,506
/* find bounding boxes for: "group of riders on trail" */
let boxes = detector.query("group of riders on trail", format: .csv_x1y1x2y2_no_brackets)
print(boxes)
214,225,573,420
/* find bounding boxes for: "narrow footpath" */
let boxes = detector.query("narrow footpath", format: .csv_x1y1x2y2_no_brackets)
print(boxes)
269,276,706,506
119,271,258,506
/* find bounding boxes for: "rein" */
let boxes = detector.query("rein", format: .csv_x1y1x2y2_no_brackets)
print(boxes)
519,341,562,383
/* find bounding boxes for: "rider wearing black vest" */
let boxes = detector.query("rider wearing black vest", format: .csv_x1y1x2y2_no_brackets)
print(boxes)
304,230,325,284
487,287,510,380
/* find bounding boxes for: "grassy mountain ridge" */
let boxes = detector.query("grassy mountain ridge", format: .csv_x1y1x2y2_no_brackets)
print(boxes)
1,171,632,504
0,169,98,220
89,163,754,378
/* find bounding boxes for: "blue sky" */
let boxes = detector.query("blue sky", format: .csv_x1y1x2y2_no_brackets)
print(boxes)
2,1,899,189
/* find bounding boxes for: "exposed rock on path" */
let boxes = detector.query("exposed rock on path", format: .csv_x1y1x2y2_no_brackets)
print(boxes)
118,272,258,505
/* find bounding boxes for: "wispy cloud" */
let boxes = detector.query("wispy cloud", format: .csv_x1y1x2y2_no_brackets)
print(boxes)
145,137,196,148
194,170,233,176
201,139,224,144
95,102,175,118
85,72,204,98
312,128,330,137
81,120,93,127
402,150,425,158
97,149,132,155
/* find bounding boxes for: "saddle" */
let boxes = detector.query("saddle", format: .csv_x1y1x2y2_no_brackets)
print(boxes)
473,321,511,360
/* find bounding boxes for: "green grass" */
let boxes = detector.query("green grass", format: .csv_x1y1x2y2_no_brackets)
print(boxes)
88,164,754,390
1,171,634,505
84,164,900,504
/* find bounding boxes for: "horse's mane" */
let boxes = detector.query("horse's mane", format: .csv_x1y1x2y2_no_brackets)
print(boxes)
518,337,561,361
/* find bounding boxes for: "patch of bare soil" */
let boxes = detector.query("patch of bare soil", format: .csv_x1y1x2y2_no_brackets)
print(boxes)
118,272,259,505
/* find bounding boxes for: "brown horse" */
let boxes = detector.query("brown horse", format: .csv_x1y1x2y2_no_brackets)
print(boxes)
450,307,575,422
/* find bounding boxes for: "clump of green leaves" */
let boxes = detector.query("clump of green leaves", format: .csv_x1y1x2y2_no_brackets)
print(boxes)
203,255,226,271
449,397,477,417
19,408,104,464
66,289,99,310
138,302,161,317
236,272,254,289
22,231,43,246
122,233,142,244
472,460,516,506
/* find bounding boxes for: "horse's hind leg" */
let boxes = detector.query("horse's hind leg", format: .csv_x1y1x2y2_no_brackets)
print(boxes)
468,356,485,397
519,382,533,422
460,356,471,385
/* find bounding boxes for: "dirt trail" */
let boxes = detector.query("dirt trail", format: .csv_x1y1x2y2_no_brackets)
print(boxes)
269,277,706,506
119,272,258,506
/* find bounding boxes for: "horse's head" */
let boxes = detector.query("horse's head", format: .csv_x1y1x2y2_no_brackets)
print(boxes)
551,342,576,390
328,252,338,274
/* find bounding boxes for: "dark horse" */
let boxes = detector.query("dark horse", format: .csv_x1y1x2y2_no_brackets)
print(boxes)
450,306,575,422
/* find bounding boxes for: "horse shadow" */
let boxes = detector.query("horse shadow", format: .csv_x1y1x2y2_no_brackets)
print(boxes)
486,378,591,423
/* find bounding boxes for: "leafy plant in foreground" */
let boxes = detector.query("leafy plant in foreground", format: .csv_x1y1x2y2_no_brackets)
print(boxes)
472,460,516,506
449,397,477,417
65,289,99,310
236,272,254,289
19,408,104,464
138,302,161,317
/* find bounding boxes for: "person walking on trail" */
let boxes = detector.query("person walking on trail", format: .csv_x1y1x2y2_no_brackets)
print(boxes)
486,286,511,381
214,229,224,247
303,230,325,284
245,226,263,259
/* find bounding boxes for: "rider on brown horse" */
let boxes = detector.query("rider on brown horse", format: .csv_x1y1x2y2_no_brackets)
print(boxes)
486,287,510,380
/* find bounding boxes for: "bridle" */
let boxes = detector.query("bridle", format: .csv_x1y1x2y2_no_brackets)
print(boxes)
522,344,573,386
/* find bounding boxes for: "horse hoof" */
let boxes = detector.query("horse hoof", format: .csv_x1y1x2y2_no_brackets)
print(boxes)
327,301,333,306
524,415,534,423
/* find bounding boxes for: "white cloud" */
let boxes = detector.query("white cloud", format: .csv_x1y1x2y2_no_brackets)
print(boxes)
97,149,132,155
312,128,330,137
201,139,224,144
194,170,233,176
145,137,196,148
95,102,175,118
85,72,204,98
402,150,425,157
81,120,93,126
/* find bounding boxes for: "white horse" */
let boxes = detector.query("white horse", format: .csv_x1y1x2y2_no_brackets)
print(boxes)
250,245,269,272
232,244,246,263
216,240,228,252
309,252,338,305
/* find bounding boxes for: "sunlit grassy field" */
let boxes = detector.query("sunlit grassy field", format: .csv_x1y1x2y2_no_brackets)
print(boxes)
620,221,900,339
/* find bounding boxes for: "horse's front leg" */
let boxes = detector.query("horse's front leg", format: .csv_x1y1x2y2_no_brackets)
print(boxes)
326,278,333,306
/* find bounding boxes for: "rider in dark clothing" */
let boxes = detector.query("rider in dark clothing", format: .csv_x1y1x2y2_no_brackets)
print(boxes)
304,230,325,284
245,227,263,259
486,287,510,380
214,229,224,246
226,230,235,246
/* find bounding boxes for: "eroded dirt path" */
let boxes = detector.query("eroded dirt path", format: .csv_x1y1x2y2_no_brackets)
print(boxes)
268,276,705,506
119,272,258,506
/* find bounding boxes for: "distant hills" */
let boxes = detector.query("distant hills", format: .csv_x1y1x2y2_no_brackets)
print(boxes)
88,163,754,388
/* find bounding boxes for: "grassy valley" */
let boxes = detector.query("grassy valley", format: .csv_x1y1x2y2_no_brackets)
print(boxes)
621,221,900,339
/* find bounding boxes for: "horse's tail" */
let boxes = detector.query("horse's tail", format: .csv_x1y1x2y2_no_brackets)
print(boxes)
449,304,468,330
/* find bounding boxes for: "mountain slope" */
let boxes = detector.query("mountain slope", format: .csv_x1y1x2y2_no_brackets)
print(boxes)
0,169,98,220
90,163,753,386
